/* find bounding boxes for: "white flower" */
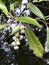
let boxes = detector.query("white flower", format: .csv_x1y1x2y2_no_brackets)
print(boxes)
45,42,49,53
21,5,26,12
15,32,19,38
22,0,28,4
46,59,49,64
16,41,20,45
19,35,23,40
23,10,30,16
11,23,16,29
21,29,25,34
14,46,19,50
20,25,25,30
11,42,16,46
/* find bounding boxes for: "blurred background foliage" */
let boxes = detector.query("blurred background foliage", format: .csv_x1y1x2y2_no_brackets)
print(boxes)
1,0,22,11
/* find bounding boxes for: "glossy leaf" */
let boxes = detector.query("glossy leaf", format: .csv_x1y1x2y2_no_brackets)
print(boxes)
47,27,49,48
15,16,40,27
27,3,45,20
0,24,8,30
25,26,44,58
11,25,20,35
0,4,8,16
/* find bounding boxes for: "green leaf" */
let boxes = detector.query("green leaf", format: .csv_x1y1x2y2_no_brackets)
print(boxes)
47,27,49,48
0,0,4,4
15,16,40,27
27,3,45,20
0,24,8,30
11,25,20,35
33,0,43,2
10,3,14,12
10,1,19,12
25,26,44,58
13,0,21,7
10,0,22,12
0,4,8,16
